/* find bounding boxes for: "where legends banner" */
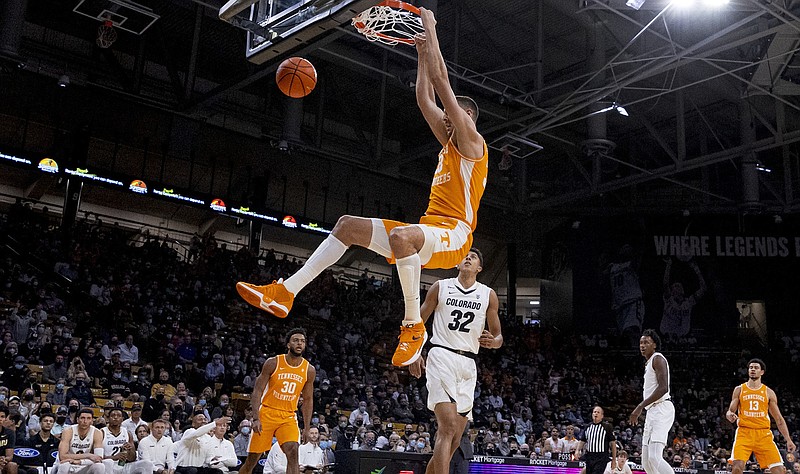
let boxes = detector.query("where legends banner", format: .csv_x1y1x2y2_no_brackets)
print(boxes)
544,214,800,336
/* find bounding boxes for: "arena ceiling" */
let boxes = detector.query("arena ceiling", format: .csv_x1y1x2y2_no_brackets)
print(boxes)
3,0,800,265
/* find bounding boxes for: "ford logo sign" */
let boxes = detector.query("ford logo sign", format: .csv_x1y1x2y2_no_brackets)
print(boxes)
258,459,267,466
237,459,242,466
14,448,40,458
52,451,59,459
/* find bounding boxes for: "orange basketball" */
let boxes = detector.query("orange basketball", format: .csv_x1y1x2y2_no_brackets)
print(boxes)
276,57,317,98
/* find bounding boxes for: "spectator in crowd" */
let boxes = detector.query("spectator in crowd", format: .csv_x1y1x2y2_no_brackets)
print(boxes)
232,420,251,457
144,387,168,423
47,378,67,406
118,335,139,364
51,406,68,437
151,372,176,400
101,337,121,361
348,402,370,428
129,370,152,401
135,424,151,444
138,419,175,474
65,372,94,407
66,357,86,385
43,355,67,384
25,400,52,438
122,405,147,440
264,441,287,474
204,355,225,385
2,355,31,393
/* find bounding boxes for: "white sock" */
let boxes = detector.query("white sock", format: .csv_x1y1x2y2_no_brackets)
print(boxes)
283,235,348,295
396,253,422,325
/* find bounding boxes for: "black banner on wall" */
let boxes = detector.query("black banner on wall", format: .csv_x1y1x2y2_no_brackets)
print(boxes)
544,214,800,339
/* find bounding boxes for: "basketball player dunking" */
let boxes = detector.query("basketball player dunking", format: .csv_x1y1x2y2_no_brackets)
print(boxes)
57,409,105,474
239,328,315,474
408,248,502,474
726,359,796,474
629,330,675,474
236,6,488,367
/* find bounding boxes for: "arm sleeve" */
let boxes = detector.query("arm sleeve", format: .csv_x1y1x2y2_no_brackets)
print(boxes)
166,440,177,469
137,440,151,463
605,423,616,441
220,441,238,467
181,422,216,442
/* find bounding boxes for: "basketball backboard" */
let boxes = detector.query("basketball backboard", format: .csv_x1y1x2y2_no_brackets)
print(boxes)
219,0,378,64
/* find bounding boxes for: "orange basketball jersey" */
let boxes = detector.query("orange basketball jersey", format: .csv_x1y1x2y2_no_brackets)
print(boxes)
738,383,770,430
261,354,309,413
424,139,488,231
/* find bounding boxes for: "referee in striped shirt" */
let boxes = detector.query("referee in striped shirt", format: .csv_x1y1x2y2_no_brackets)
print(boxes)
579,406,618,474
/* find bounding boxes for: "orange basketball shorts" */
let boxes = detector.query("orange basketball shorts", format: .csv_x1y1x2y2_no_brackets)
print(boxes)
730,427,784,468
247,406,300,453
371,215,473,269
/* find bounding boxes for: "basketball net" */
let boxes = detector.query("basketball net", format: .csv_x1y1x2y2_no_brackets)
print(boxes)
97,20,118,48
352,1,424,46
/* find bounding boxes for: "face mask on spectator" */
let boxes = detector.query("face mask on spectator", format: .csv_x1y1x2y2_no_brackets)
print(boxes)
312,417,319,424
14,364,23,370
416,441,425,449
320,440,331,449
0,395,5,402
23,393,33,401
241,427,251,435
57,416,66,424
396,445,405,452
56,384,64,390
199,399,207,406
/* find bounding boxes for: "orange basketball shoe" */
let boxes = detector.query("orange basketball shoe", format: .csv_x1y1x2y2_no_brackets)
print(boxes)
392,322,428,367
236,280,294,318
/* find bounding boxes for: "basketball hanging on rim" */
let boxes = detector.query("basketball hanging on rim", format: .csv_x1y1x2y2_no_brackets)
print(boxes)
352,0,425,46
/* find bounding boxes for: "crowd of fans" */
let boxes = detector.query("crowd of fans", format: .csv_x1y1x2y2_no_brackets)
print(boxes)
0,201,799,474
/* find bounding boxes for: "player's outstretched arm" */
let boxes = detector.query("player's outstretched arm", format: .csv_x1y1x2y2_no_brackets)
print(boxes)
767,388,796,453
726,385,741,423
418,7,483,158
479,290,503,349
414,35,448,146
419,281,440,324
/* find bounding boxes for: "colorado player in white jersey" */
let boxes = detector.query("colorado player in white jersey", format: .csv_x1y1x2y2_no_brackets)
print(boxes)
57,409,105,474
409,248,502,474
629,330,675,474
101,408,154,474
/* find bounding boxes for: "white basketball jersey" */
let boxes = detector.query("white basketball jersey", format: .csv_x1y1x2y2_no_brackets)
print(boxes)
643,352,671,409
69,426,97,454
101,427,130,457
430,278,490,354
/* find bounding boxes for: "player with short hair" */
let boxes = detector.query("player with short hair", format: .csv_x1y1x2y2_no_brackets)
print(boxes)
236,7,488,368
726,359,796,474
57,409,105,474
409,248,502,474
100,407,154,474
239,328,315,474
629,330,674,474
